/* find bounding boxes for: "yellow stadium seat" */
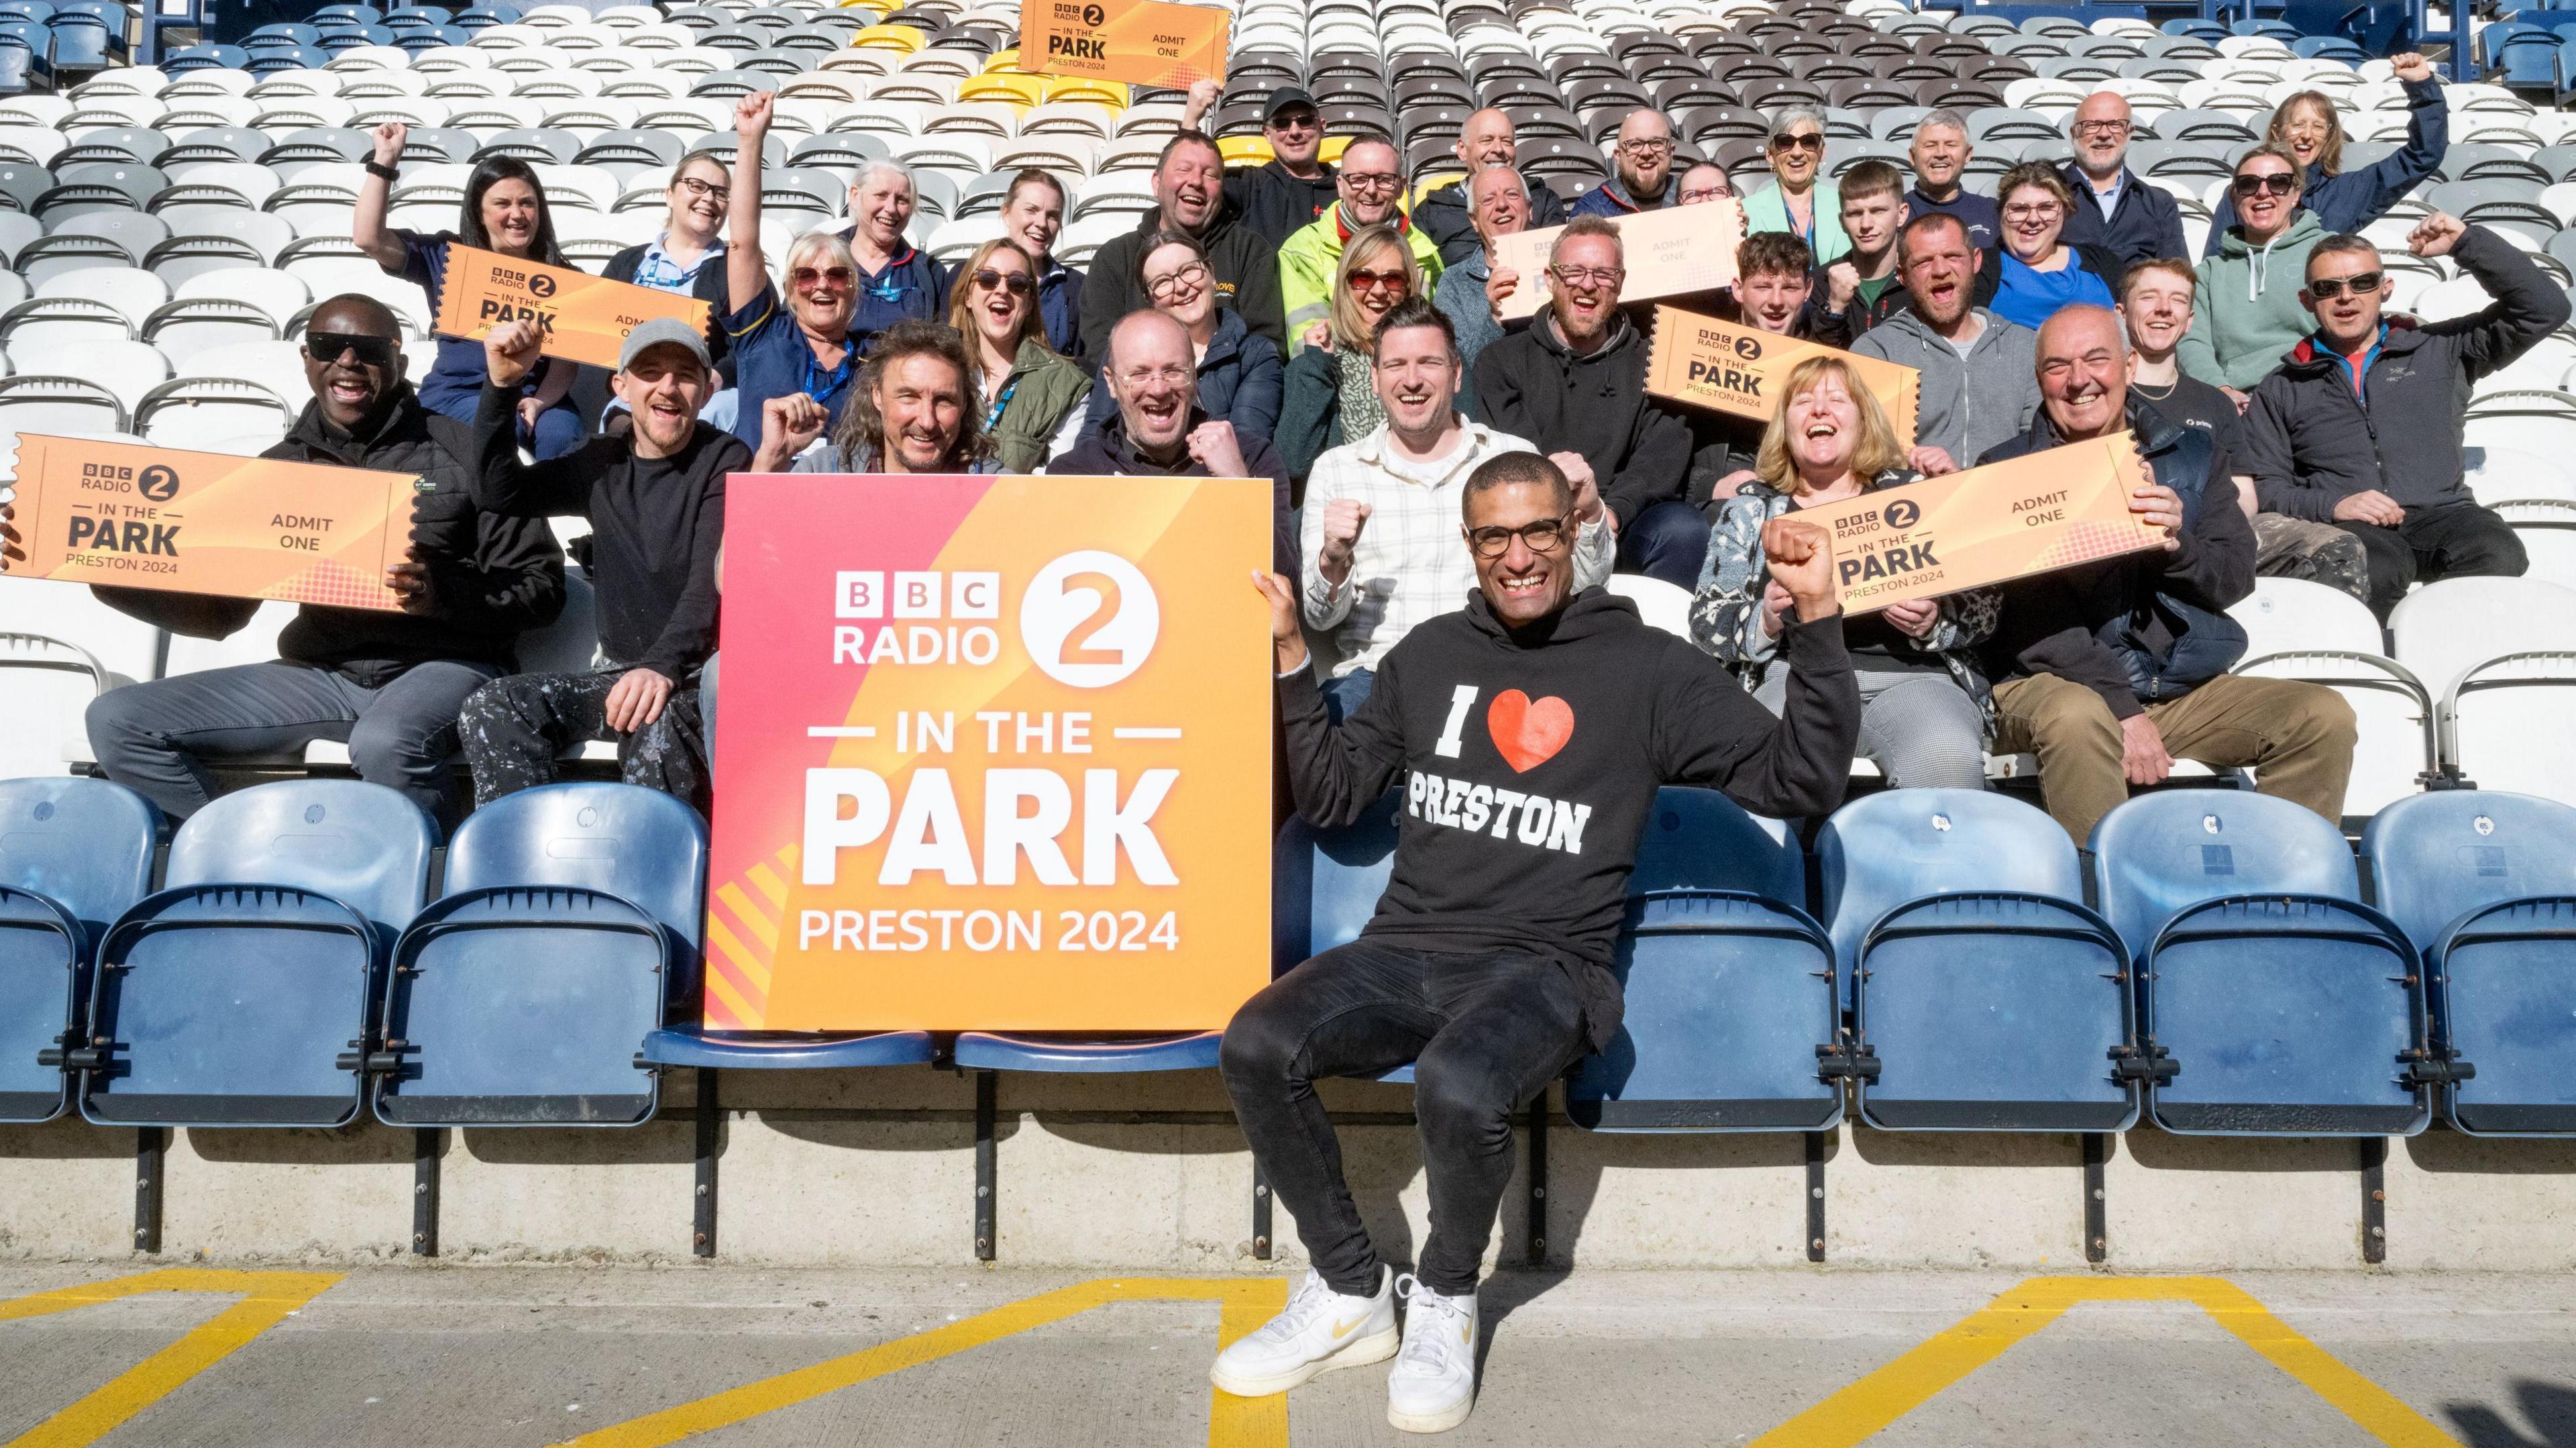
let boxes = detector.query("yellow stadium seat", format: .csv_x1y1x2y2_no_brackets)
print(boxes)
1041,76,1128,108
1319,135,1354,166
983,46,1020,70
1218,134,1275,168
849,23,924,51
960,71,1045,106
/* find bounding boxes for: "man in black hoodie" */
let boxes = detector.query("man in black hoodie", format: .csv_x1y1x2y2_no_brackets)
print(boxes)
1977,305,2355,841
1181,81,1340,248
1077,132,1287,358
19,294,563,825
1212,450,1856,1433
1474,215,1699,586
455,317,745,813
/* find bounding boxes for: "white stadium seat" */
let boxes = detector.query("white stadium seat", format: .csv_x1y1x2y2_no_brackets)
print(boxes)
2229,577,2434,818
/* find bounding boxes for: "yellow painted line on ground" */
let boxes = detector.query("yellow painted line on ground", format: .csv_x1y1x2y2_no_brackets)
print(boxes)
0,1268,343,1448
559,1276,1287,1448
1746,1275,2461,1448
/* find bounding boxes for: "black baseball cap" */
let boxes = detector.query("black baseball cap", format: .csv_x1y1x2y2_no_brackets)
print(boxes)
1263,85,1319,123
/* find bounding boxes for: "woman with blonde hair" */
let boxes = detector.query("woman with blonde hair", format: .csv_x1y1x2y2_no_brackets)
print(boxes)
1690,355,1997,788
2200,52,2447,253
945,236,1089,472
1276,224,1424,486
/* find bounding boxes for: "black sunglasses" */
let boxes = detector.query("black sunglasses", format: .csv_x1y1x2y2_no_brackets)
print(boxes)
2231,172,2298,198
972,268,1035,297
2307,270,2384,300
304,333,398,368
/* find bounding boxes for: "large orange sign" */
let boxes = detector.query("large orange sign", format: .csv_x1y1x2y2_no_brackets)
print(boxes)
433,244,712,370
704,473,1274,1031
1014,0,1228,87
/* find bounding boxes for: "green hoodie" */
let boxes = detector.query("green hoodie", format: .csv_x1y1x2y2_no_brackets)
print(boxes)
2178,209,2326,391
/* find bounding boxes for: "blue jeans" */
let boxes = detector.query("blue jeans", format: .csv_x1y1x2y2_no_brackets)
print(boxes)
1615,499,1713,590
1320,666,1373,725
420,382,586,462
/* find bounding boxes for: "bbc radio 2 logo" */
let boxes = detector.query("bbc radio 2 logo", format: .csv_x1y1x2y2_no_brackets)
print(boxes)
1047,0,1110,56
831,551,1158,688
528,272,557,299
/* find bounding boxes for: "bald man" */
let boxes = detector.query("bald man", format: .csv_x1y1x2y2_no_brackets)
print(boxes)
1277,136,1446,351
1053,309,1297,575
2057,92,2186,267
1973,305,2354,841
1413,107,1571,267
1572,108,1679,217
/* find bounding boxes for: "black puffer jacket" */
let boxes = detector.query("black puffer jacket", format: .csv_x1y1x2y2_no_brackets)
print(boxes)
1471,311,1693,529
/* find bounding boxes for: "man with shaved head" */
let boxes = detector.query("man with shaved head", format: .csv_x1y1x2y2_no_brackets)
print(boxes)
2057,92,2186,267
35,293,565,824
1973,304,2354,841
1053,309,1296,575
1413,107,1571,267
1572,108,1680,217
1278,134,1445,352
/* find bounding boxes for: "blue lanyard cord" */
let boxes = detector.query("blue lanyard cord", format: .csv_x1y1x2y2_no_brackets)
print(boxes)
983,373,1020,433
802,342,854,407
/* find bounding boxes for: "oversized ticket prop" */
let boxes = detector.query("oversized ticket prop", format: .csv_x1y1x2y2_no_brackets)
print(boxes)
1644,305,1921,449
433,244,712,370
1490,199,1744,321
3,434,417,611
1799,432,2167,615
705,473,1273,1031
1014,0,1228,87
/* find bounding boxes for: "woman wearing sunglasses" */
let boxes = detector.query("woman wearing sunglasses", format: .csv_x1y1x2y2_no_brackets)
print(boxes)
1741,109,1849,266
946,237,1089,473
2180,144,2325,397
2202,53,2447,255
717,92,865,451
352,121,586,460
601,149,735,380
1079,230,1283,443
1277,226,1423,487
1976,162,2122,332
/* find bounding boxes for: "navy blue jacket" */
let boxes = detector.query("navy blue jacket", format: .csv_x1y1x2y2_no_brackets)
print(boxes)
1037,254,1085,362
2058,165,2188,269
2202,75,2449,254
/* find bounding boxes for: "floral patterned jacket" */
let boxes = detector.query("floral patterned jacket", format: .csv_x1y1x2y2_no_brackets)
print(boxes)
1687,470,2001,728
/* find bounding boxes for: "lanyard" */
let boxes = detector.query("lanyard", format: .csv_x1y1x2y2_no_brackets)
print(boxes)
983,373,1020,433
802,342,854,409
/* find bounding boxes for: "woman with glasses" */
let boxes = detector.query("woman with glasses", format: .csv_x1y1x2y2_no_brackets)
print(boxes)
602,150,735,380
1741,109,1849,266
1276,225,1422,487
945,237,1089,473
1690,355,1994,789
2204,52,2447,255
716,92,865,451
2180,144,2326,396
1978,162,2121,332
1079,230,1282,442
352,121,587,460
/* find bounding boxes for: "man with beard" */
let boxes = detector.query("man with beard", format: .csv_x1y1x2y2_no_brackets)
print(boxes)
455,317,745,813
1215,449,1858,1435
1412,108,1571,267
1182,81,1340,247
1279,136,1445,352
9,295,563,827
1572,108,1680,217
1080,132,1287,357
750,319,998,476
1976,305,2355,841
1299,298,1613,719
1852,212,2040,473
2057,92,2186,268
1473,216,1699,587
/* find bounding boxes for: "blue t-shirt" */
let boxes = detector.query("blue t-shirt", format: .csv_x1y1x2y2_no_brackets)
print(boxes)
1992,251,2114,333
395,229,562,420
719,282,861,450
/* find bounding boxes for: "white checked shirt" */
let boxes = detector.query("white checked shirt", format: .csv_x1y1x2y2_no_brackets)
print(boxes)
1299,416,1616,678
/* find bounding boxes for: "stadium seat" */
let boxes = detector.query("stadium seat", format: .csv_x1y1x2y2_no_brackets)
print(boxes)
2229,576,2435,819
75,780,435,1128
2090,790,2430,1136
1,776,158,1123
1603,574,1690,637
2392,576,2576,802
2363,790,2576,1135
364,783,704,1127
1819,789,2139,1131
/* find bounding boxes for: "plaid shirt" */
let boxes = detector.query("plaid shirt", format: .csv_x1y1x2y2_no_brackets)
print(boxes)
1299,416,1616,678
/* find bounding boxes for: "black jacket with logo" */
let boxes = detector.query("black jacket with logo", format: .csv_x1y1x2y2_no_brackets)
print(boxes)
1223,158,1339,248
1280,587,1858,1046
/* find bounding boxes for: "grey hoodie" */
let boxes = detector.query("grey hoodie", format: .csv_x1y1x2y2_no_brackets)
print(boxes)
1850,305,2041,467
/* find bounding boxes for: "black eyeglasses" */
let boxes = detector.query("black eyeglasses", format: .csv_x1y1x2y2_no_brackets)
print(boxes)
2307,270,2384,299
304,333,398,368
972,268,1035,297
1466,515,1572,558
2231,172,2298,198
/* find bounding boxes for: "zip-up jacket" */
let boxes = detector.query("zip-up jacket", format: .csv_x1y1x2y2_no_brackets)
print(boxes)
1277,203,1446,353
985,336,1092,475
1223,158,1338,248
2179,209,2328,390
1570,172,1678,219
1813,260,1909,340
2057,164,2188,268
1472,309,1695,529
2238,224,2569,519
1279,585,1859,1047
2202,74,2449,254
1049,405,1296,577
1850,305,2040,467
1413,171,1570,267
1077,203,1286,359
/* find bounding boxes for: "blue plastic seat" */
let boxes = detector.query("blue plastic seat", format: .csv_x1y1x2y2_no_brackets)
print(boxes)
1822,790,2139,1133
2363,791,2576,1135
160,41,244,70
78,781,433,1129
0,35,30,93
0,778,158,1124
2092,792,2429,1136
369,784,706,1127
0,0,50,22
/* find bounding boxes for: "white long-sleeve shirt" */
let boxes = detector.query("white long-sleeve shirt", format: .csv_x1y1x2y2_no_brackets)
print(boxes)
1299,415,1615,678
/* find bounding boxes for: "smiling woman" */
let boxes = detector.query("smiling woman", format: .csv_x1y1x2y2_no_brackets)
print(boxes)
602,150,737,382
1275,226,1423,486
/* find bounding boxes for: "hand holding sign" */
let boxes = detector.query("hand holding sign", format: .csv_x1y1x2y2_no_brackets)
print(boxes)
0,497,23,568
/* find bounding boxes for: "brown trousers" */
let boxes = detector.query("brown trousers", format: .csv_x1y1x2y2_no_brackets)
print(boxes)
1990,672,2357,844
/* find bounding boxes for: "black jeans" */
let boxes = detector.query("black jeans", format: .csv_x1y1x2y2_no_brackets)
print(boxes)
1219,940,1588,1298
1613,499,1715,592
2334,501,2527,619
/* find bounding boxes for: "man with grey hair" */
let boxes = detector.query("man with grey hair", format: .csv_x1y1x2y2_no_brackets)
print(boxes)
1413,107,1570,265
1433,164,1530,376
1902,108,1998,251
1572,107,1680,216
2057,91,2186,266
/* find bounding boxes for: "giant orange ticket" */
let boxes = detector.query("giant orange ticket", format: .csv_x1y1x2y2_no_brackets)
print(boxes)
2,435,418,610
1645,305,1921,448
433,244,711,370
1014,0,1228,87
1491,200,1743,321
1798,433,2166,615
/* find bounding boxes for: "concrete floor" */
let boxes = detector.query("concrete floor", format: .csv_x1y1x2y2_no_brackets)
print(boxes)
0,1263,2569,1447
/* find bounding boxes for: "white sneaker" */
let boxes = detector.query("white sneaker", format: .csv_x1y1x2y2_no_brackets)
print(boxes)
1209,1265,1398,1397
1386,1274,1478,1434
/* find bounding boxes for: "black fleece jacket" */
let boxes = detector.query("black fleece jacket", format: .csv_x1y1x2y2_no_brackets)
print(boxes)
93,387,564,686
1472,311,1695,529
1222,158,1338,248
1077,204,1287,359
1281,587,1858,1047
470,382,744,681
